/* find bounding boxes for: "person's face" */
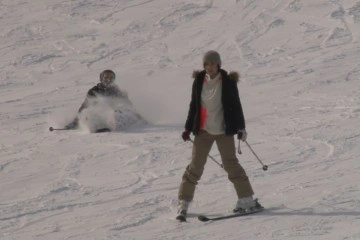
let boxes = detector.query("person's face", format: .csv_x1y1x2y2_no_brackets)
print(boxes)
204,62,219,77
101,72,115,86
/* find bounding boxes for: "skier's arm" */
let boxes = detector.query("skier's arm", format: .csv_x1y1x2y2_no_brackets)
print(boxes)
232,80,245,130
78,98,89,113
78,87,98,113
184,79,197,132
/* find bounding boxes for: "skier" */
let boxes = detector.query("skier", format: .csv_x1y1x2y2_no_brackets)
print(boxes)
176,50,262,221
64,69,130,132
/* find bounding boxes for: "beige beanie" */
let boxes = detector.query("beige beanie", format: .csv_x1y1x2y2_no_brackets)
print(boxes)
203,50,221,67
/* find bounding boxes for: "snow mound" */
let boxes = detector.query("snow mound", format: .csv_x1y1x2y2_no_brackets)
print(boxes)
77,96,146,133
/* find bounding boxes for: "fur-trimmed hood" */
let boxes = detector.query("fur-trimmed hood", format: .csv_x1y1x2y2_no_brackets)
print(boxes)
192,70,239,82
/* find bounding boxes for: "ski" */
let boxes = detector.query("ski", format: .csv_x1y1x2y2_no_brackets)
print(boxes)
198,207,264,222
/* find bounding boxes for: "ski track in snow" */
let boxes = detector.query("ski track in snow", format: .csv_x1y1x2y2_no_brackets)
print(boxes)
1,0,360,239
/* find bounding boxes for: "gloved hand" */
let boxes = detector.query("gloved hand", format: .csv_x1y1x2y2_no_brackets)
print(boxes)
237,129,247,142
181,130,191,142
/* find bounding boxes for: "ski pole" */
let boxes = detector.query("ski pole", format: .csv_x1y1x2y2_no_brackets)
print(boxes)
49,127,68,131
244,140,268,171
189,139,224,168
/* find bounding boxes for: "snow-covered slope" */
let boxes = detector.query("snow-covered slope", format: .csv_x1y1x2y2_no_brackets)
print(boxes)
1,1,360,239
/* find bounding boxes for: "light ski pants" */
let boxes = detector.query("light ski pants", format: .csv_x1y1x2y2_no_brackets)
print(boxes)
178,130,254,201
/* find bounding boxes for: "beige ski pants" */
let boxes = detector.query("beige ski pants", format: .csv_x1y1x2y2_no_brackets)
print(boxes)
178,130,254,201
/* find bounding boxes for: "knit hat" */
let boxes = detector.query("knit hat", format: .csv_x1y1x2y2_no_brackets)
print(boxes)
203,50,221,67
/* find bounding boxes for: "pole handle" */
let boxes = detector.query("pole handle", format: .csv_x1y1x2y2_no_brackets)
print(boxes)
237,140,242,154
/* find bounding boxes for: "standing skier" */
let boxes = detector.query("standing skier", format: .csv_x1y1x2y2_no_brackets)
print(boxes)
176,50,262,221
65,69,129,131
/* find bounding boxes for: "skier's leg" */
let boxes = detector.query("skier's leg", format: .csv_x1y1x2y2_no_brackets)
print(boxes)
178,131,215,201
215,134,254,198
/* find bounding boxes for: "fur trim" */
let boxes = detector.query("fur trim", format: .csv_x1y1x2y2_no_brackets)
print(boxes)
228,71,240,82
192,70,240,82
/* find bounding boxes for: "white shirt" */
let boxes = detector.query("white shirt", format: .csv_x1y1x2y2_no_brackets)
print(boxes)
201,73,225,135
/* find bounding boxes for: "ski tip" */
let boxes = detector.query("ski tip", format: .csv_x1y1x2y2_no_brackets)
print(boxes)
198,215,210,222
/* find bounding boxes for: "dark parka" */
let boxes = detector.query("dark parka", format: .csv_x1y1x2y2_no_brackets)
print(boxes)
65,83,127,130
78,83,126,113
185,69,245,135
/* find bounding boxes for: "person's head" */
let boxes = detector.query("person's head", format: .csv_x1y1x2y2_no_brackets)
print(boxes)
203,50,221,77
100,69,116,86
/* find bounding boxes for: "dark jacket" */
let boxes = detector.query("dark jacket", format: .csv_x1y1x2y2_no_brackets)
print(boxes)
65,83,127,129
78,83,126,112
184,69,245,135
